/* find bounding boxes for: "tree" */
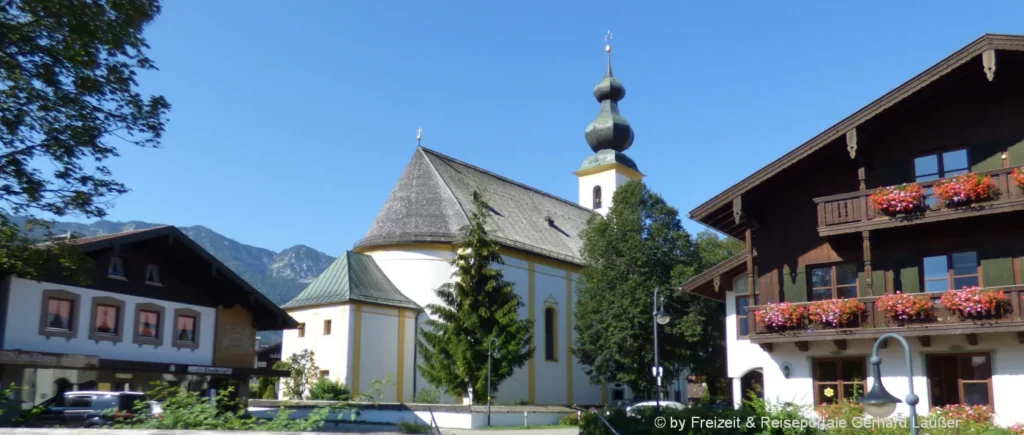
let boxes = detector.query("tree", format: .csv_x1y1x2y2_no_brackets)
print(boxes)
417,193,533,403
0,0,170,279
277,350,318,399
573,180,716,398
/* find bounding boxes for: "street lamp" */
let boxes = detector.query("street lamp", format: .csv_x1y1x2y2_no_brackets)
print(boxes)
858,333,918,435
487,337,499,427
652,287,669,417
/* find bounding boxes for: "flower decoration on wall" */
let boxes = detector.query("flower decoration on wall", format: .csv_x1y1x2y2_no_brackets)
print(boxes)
754,302,807,333
933,173,997,207
808,298,866,328
877,291,934,324
939,286,1010,320
869,183,925,216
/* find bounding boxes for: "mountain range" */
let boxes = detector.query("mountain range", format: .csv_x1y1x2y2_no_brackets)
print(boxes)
19,218,336,344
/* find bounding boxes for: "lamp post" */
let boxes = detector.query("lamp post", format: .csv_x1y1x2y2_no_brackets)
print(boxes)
487,337,499,427
652,287,670,417
858,333,918,435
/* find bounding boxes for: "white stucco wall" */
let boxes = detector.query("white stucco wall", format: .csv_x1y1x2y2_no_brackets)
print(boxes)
4,277,216,366
577,168,636,215
282,305,351,391
355,305,401,401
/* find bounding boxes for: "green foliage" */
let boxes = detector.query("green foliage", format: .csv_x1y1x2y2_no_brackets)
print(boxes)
280,349,318,399
111,383,332,430
559,413,581,426
575,181,729,397
413,385,440,404
397,420,434,433
254,376,277,400
0,0,170,280
309,377,350,401
417,193,533,403
355,374,396,403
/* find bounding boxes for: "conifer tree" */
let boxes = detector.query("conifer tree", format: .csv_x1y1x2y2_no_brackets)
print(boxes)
417,193,533,403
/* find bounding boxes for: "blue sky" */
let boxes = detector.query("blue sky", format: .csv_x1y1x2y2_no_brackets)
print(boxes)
88,1,1024,254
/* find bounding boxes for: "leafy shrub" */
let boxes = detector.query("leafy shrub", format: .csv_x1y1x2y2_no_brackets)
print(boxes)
414,386,440,404
309,378,350,401
397,420,433,433
559,412,580,426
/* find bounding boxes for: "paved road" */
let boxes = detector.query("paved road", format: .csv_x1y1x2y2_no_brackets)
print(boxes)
0,425,579,435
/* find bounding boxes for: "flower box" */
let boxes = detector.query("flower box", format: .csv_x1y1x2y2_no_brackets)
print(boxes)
933,173,997,207
877,292,934,325
808,298,866,329
870,183,925,216
754,303,807,333
1013,167,1024,189
939,286,1010,321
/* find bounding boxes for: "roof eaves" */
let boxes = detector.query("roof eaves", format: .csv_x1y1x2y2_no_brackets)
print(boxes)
679,252,747,293
689,34,1024,223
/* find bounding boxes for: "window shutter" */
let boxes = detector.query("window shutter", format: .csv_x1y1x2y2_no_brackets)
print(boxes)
1008,139,1024,167
894,257,920,293
981,254,1014,288
782,264,807,303
970,141,1003,172
859,270,887,296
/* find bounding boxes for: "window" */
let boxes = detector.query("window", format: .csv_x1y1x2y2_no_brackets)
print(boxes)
813,357,866,404
172,308,201,350
67,396,93,408
592,186,603,210
297,323,305,338
323,319,332,336
927,353,992,408
544,307,557,361
915,149,969,207
809,264,858,301
39,289,80,339
923,252,980,292
89,296,126,342
132,302,165,346
145,264,161,285
108,256,126,279
734,274,759,337
319,370,330,379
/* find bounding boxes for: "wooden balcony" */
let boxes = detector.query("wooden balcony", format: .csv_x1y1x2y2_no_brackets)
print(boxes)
744,285,1024,351
814,167,1024,236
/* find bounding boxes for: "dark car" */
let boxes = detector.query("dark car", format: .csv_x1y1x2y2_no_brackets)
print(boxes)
26,391,162,428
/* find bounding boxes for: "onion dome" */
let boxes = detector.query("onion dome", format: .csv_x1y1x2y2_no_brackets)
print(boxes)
584,43,634,153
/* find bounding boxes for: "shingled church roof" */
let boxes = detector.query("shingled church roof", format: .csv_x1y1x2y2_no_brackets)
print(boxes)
282,251,420,310
355,147,596,265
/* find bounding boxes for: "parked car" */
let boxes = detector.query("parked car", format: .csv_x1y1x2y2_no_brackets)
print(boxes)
25,391,162,428
604,399,633,415
625,400,686,417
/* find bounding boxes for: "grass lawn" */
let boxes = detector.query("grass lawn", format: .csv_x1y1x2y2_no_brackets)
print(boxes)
482,424,577,430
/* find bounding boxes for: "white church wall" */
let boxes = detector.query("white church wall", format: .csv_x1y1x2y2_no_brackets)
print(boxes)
280,305,351,398
356,305,401,401
494,259,531,404
569,272,603,405
533,265,568,405
577,170,617,214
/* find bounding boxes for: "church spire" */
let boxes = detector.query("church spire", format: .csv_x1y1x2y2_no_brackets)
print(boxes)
584,30,634,153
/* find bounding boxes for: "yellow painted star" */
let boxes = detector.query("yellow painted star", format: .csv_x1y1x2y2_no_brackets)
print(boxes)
824,387,835,398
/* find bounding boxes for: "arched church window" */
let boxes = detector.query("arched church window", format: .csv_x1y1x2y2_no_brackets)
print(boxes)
592,186,602,210
544,307,557,361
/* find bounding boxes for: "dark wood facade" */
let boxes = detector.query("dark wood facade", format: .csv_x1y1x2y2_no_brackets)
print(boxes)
683,35,1024,348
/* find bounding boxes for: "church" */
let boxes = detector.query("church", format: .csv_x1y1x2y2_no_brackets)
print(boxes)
280,42,685,405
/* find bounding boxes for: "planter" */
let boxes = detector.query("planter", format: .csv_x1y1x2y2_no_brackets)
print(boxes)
870,184,925,216
877,292,934,325
754,303,807,333
940,287,1011,321
933,173,997,207
808,298,866,329
1013,167,1024,189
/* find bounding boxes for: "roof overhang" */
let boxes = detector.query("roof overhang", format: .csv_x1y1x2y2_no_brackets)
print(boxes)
679,252,747,302
689,34,1024,234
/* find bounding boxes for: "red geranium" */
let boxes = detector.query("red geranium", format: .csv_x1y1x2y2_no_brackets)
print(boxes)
754,303,807,333
939,286,1009,320
870,183,925,215
933,173,997,206
1013,167,1024,189
808,298,866,328
932,404,993,425
877,291,933,324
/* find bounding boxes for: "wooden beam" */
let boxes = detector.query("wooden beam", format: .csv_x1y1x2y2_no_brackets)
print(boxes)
759,343,773,353
846,128,858,160
732,196,743,225
833,339,847,351
745,228,754,294
795,341,809,352
862,231,873,295
966,334,979,346
918,336,931,347
983,49,996,82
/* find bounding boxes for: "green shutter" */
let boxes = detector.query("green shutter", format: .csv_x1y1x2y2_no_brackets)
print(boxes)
971,141,1003,172
859,270,888,297
894,258,920,293
981,256,1014,288
782,264,807,303
1008,139,1024,167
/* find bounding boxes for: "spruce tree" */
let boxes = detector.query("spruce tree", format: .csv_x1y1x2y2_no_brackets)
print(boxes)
417,193,533,403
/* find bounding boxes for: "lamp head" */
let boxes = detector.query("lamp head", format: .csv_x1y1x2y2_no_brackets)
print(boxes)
859,359,901,418
655,308,670,325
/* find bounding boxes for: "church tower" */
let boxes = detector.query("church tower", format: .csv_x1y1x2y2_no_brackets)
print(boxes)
575,33,643,215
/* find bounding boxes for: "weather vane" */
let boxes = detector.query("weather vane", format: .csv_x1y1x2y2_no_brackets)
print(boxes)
605,30,613,53
417,126,422,146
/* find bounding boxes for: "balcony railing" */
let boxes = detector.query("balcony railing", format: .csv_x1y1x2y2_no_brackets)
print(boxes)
744,285,1024,345
813,167,1024,236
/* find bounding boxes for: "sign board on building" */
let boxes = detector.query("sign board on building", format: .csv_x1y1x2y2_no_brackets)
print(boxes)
186,366,233,375
0,351,99,368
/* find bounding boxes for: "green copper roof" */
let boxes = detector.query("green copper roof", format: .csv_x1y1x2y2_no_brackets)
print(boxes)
282,251,420,310
578,149,640,172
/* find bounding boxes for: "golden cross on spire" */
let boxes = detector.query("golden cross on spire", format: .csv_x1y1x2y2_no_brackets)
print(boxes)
416,126,422,146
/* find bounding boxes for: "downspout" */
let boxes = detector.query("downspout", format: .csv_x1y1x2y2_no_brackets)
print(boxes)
413,310,421,397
